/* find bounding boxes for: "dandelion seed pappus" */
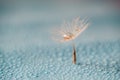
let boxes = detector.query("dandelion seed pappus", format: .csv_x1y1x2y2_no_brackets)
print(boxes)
52,17,90,64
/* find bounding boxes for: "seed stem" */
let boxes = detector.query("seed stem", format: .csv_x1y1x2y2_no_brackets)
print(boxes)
72,41,76,64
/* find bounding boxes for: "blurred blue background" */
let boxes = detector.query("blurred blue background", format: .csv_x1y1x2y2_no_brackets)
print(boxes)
0,0,120,50
0,0,120,80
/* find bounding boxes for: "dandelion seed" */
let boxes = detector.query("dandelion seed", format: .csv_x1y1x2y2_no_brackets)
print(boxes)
52,17,90,64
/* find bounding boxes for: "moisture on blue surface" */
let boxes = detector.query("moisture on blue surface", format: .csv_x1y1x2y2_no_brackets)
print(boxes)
0,41,120,80
0,0,120,80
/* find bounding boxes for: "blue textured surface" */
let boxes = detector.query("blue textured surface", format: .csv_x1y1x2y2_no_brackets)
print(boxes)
0,0,120,80
0,41,120,80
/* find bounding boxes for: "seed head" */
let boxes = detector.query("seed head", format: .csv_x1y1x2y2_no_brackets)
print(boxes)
53,17,89,42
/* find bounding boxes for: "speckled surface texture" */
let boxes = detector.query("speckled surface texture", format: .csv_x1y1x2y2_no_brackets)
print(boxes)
0,1,120,80
0,41,120,80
